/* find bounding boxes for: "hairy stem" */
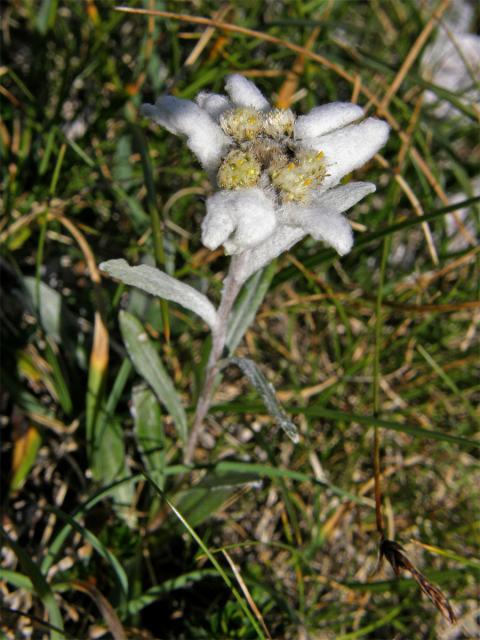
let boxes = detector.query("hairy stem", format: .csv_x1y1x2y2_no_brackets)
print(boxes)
184,254,247,465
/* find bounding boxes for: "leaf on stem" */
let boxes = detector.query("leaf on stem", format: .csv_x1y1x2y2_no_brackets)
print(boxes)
229,357,299,443
100,259,219,331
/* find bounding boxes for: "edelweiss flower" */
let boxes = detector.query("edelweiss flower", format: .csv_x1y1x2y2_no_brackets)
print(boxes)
141,75,389,280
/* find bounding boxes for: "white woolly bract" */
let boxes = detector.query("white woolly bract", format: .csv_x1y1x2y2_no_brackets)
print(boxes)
237,225,306,282
99,259,219,331
280,182,376,224
196,92,232,119
224,74,270,111
303,118,390,189
311,181,377,212
200,205,235,251
298,210,353,255
295,102,364,140
141,96,231,173
238,182,377,280
202,188,277,254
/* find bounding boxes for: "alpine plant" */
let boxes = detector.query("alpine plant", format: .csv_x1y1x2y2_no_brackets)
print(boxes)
100,74,390,457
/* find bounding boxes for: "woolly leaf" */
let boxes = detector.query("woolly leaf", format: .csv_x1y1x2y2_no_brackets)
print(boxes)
230,357,298,443
100,259,218,331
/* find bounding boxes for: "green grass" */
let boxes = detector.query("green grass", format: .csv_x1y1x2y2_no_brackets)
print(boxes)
1,1,479,638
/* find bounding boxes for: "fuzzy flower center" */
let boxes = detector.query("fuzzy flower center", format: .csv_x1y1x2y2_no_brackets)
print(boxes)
217,106,326,203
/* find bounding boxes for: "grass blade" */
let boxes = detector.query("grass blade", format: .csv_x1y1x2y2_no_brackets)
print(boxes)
0,525,64,639
43,505,129,596
336,606,402,640
70,580,127,640
10,424,41,492
126,569,220,615
143,472,267,640
41,475,142,576
217,402,478,448
163,461,370,505
411,539,480,571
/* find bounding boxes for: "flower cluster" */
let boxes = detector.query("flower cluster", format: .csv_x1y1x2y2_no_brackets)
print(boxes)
141,75,389,280
215,104,326,204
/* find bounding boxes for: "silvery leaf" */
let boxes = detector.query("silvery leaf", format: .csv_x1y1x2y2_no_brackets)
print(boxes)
100,259,218,331
230,357,299,443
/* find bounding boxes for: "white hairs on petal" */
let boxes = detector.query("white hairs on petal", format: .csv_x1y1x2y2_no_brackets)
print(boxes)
304,118,390,189
196,92,232,120
141,96,231,172
224,74,270,111
295,102,364,140
202,188,277,255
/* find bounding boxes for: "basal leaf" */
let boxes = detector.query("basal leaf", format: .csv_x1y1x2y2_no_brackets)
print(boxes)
22,277,63,343
132,385,165,491
90,359,135,525
119,311,187,443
